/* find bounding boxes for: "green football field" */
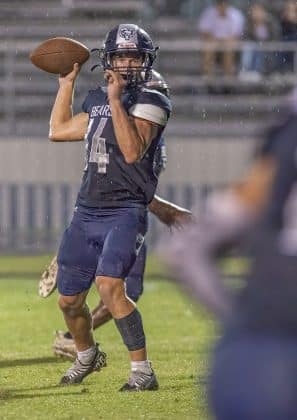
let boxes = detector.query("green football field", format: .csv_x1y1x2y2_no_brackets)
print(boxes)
0,255,220,420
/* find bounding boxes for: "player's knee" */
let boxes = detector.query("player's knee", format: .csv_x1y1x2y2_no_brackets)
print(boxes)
96,276,124,303
58,295,84,317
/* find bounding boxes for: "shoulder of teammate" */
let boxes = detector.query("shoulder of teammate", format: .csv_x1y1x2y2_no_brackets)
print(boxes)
81,86,106,114
129,87,172,127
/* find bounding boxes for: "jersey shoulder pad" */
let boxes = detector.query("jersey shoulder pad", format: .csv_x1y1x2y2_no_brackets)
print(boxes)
139,88,172,112
129,88,172,126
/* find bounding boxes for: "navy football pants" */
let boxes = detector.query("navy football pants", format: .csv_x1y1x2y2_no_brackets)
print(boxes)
57,205,148,296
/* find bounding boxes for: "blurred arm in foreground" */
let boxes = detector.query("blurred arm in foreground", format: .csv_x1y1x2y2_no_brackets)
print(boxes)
160,125,278,321
161,100,297,419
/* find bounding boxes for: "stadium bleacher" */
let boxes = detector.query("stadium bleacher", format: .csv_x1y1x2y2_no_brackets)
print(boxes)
0,0,296,251
0,0,296,139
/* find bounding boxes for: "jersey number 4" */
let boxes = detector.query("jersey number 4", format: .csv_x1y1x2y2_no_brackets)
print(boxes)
87,117,109,174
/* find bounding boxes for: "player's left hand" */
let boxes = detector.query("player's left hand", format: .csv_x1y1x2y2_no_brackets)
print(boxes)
172,210,194,230
105,69,127,101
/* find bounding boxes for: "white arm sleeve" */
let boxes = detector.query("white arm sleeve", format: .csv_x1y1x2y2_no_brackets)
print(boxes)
129,103,168,126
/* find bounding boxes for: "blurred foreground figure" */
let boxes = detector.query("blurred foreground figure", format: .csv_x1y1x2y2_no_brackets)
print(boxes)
163,97,297,419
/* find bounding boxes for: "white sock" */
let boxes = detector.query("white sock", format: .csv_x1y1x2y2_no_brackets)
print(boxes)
77,345,96,364
131,360,152,375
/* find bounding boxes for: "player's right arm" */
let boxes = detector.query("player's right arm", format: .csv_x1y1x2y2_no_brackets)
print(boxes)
49,63,88,142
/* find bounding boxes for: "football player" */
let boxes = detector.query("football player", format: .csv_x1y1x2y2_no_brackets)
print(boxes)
40,70,191,359
41,70,170,297
48,24,177,391
39,76,191,359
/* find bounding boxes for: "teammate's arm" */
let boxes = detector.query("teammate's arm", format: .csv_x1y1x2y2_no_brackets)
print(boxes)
148,195,192,228
106,69,160,163
49,63,88,142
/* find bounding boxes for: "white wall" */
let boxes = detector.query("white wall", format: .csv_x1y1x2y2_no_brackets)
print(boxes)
0,136,256,186
0,137,85,184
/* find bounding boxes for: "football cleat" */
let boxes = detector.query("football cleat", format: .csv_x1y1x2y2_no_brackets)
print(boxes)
38,255,58,298
53,330,77,360
119,369,159,392
60,343,107,385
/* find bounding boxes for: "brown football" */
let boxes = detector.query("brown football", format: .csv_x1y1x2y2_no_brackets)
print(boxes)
30,37,90,74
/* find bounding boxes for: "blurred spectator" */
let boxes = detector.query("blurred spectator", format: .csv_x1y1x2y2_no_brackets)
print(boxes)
143,0,182,18
239,3,280,81
278,0,297,73
197,0,245,77
162,89,297,419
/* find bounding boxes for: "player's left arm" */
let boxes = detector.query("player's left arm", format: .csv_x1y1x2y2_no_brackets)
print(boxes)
148,195,193,228
106,69,164,163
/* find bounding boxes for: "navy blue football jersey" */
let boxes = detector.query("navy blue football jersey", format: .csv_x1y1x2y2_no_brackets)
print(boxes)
153,136,167,178
77,87,171,208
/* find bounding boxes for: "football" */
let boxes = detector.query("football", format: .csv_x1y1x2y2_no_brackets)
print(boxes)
30,37,90,75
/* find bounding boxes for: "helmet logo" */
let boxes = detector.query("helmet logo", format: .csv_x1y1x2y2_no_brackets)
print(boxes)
119,27,136,41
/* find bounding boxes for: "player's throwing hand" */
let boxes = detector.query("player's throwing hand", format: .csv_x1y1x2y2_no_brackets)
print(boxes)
59,63,80,86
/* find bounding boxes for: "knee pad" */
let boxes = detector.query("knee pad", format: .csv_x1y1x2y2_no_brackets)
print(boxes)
114,308,146,351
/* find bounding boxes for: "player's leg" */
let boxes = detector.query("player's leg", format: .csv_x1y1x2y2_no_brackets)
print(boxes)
124,242,146,304
97,275,157,391
57,212,106,385
91,300,112,328
95,207,158,391
58,291,92,351
91,241,146,328
53,242,146,359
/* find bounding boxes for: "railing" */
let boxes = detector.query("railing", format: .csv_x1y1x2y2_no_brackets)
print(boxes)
0,182,214,253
